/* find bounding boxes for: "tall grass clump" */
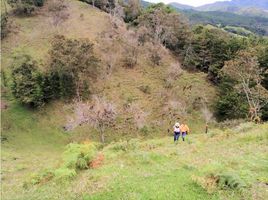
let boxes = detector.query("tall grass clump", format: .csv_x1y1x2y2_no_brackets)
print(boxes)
110,139,140,152
63,143,97,170
54,168,77,180
216,172,246,190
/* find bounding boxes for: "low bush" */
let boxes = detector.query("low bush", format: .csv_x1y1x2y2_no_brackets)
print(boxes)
30,169,55,185
192,172,246,193
80,0,115,13
1,13,9,39
63,143,97,170
54,168,77,180
216,173,246,190
140,125,150,135
233,122,255,133
111,139,140,152
26,142,98,185
7,0,45,15
191,174,218,193
11,54,45,107
150,50,161,66
11,36,99,107
138,85,151,94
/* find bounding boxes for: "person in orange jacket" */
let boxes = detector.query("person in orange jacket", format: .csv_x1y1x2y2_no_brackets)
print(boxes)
180,123,189,142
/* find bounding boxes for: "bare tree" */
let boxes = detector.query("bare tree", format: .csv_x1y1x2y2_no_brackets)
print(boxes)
66,96,117,143
122,30,139,68
201,106,213,133
48,0,69,27
222,50,268,122
165,63,183,88
167,63,183,80
137,6,190,51
97,31,121,77
127,103,148,129
111,1,125,19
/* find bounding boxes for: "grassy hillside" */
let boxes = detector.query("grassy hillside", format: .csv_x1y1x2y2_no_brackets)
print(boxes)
1,0,217,138
2,103,268,199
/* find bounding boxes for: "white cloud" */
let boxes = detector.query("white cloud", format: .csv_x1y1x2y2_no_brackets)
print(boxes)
145,0,230,7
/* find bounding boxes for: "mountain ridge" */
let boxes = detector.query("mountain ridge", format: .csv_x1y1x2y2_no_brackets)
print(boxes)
168,0,268,18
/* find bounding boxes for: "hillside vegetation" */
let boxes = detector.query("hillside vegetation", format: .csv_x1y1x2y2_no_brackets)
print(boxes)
1,0,268,200
177,9,268,36
2,101,268,199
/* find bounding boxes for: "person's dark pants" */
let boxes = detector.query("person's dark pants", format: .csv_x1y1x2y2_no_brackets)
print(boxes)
182,132,187,141
174,132,180,142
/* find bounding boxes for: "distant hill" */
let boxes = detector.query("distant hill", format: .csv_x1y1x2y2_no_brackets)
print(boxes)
140,1,268,36
181,9,268,36
168,0,268,18
236,7,268,18
196,0,268,18
165,1,268,36
168,2,194,10
141,0,151,8
197,0,268,11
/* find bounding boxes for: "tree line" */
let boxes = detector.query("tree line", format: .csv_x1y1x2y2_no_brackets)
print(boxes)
11,35,99,107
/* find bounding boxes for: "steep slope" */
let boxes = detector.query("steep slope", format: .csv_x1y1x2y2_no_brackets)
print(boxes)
1,2,217,198
1,0,217,139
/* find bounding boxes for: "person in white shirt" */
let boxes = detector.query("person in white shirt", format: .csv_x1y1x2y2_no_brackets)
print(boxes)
173,122,180,143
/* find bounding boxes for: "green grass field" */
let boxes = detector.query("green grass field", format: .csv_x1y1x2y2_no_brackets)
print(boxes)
2,100,268,200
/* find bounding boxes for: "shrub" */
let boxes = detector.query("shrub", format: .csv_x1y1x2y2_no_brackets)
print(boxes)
261,102,268,121
7,0,44,15
167,63,183,80
216,173,246,189
150,51,161,66
112,140,128,151
233,122,254,133
127,103,148,129
30,169,54,185
80,0,115,13
63,143,97,170
122,31,139,69
215,78,248,121
122,47,138,68
1,13,9,39
54,168,76,180
11,54,44,107
49,35,99,99
140,125,150,135
123,0,142,23
111,139,140,152
191,174,218,193
48,0,69,27
138,85,151,94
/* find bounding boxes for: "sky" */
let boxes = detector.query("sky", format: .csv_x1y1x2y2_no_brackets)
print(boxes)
145,0,230,7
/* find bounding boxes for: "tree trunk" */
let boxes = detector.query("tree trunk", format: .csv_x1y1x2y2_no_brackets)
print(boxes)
101,132,105,143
